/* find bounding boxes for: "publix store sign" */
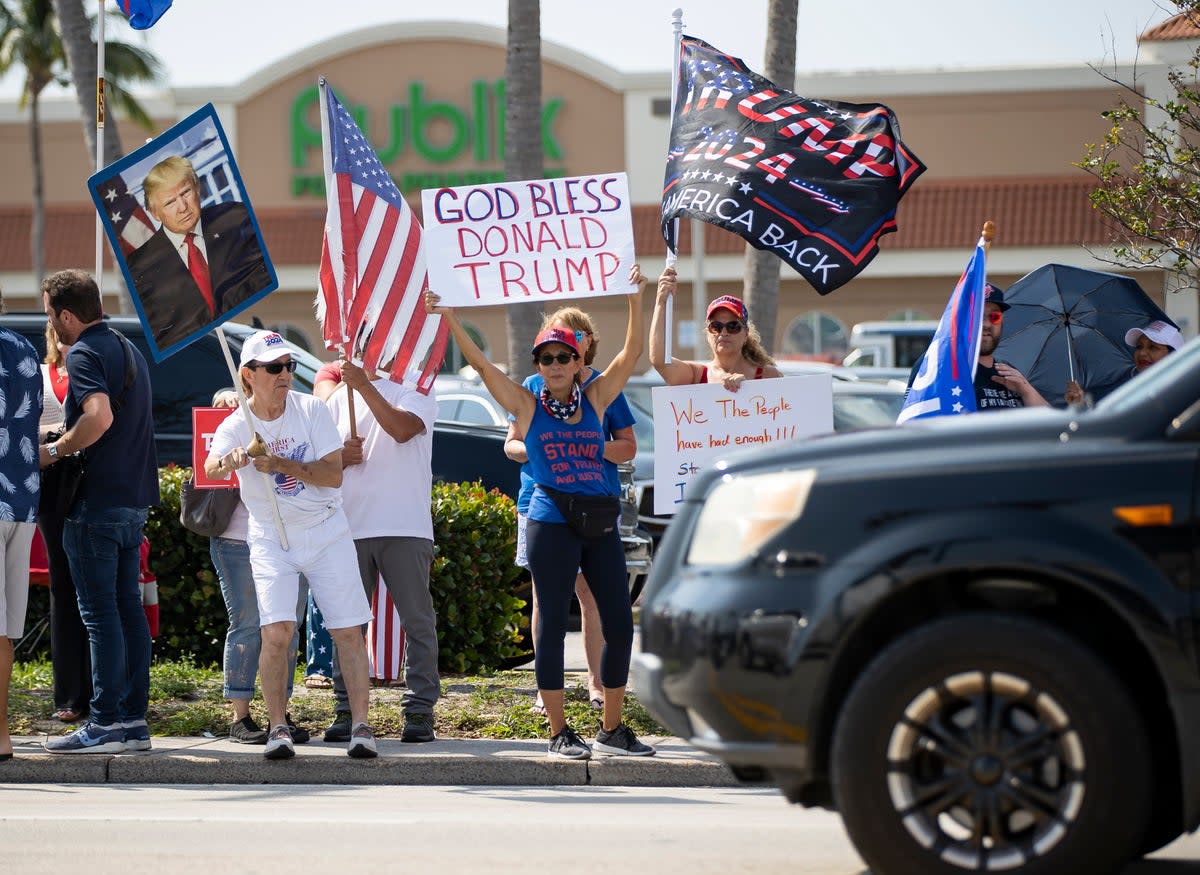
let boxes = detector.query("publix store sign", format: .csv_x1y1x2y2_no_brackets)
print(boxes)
290,82,567,196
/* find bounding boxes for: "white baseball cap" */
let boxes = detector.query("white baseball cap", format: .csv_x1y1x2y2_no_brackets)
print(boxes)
238,330,294,367
1124,321,1184,351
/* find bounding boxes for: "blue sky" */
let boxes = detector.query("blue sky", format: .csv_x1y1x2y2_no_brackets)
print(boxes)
0,0,1179,97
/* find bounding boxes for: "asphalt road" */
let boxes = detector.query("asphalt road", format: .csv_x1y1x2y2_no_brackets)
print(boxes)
3,783,1200,873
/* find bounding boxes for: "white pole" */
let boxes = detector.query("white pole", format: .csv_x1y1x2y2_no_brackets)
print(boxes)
95,0,105,295
664,7,685,363
215,330,290,550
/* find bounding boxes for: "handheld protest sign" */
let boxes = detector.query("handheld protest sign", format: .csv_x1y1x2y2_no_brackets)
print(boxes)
421,172,637,307
88,103,278,362
651,375,833,515
192,407,240,489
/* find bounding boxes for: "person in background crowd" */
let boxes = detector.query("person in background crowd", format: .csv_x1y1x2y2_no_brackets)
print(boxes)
650,268,781,390
324,359,441,744
504,307,637,715
206,330,374,760
40,269,159,754
0,284,42,760
36,322,90,724
971,284,1048,411
1065,320,1185,405
426,264,655,760
207,389,308,745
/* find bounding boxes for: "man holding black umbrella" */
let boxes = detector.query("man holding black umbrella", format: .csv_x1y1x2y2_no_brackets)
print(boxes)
975,284,1049,411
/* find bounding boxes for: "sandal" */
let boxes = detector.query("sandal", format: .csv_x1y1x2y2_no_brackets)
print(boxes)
53,709,83,722
590,697,604,711
530,694,547,717
303,674,333,689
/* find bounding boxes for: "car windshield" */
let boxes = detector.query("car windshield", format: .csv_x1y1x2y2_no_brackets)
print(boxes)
1095,339,1200,416
833,390,904,430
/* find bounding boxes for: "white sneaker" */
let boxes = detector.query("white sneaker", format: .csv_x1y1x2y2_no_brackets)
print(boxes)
264,724,295,760
347,722,378,759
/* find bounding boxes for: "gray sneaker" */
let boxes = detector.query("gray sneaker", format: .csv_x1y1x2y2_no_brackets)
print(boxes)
593,722,656,757
264,724,295,760
548,725,591,760
347,722,378,759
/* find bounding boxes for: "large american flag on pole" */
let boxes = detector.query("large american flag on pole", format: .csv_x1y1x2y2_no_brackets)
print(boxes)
316,78,447,393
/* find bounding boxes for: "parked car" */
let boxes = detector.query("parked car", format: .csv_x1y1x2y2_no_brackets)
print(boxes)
632,339,1200,875
1,313,324,465
622,370,905,542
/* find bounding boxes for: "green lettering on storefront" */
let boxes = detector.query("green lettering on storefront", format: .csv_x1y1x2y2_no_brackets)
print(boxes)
289,80,567,194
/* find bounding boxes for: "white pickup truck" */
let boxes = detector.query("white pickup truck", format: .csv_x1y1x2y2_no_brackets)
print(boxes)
841,320,937,380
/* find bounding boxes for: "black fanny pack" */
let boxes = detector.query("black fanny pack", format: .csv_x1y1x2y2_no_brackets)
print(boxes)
541,485,621,539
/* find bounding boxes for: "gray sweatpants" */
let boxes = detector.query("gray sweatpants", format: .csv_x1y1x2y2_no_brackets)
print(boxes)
332,536,439,716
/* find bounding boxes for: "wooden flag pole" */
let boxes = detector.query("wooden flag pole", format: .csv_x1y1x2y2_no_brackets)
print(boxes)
343,353,358,441
94,0,105,294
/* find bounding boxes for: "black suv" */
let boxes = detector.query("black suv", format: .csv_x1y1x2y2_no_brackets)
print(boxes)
1,313,323,465
633,339,1200,875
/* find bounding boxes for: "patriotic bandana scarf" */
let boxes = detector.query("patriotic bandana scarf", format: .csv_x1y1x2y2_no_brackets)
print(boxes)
540,383,581,421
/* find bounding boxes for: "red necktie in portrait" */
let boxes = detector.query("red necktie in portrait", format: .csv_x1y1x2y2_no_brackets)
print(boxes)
185,232,215,314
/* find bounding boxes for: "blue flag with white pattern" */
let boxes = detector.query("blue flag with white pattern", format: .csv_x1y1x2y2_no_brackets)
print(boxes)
897,236,987,422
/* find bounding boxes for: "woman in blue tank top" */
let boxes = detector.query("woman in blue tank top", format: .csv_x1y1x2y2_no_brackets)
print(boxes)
426,264,658,761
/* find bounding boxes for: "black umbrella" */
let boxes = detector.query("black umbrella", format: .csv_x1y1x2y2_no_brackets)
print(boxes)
992,264,1175,406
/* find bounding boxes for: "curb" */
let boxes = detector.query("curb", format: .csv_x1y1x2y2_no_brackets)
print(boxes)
1,735,738,788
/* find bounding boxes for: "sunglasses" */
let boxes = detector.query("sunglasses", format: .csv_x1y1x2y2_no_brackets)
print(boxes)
984,311,1004,325
247,360,298,375
708,319,744,335
537,352,577,366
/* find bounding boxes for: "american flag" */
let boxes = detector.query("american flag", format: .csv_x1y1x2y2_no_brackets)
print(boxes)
98,174,157,256
316,79,447,393
897,235,988,423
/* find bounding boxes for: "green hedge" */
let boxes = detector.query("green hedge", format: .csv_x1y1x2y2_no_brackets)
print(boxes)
145,467,529,673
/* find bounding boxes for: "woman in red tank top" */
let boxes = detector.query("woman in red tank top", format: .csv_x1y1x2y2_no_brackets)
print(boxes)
649,268,781,390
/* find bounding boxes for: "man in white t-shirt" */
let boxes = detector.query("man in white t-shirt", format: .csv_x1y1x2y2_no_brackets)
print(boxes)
205,330,376,760
323,359,441,744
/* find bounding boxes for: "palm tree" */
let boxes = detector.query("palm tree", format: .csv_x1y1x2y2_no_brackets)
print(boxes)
503,0,545,380
741,0,798,355
0,0,160,286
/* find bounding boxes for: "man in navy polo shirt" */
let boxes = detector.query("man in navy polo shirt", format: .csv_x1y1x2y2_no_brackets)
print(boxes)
38,270,159,754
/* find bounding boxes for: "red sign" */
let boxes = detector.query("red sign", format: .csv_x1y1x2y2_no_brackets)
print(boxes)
192,407,239,489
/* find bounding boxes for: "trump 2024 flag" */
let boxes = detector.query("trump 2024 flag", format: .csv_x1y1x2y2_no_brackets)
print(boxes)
661,36,925,295
896,237,988,423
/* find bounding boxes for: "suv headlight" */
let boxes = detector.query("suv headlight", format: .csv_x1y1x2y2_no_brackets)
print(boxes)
686,468,817,566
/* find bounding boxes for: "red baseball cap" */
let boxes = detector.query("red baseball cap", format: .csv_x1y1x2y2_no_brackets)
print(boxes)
706,294,747,321
531,326,581,357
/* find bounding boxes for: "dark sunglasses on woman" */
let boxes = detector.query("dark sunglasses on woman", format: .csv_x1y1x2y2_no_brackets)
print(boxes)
708,319,744,335
538,352,577,366
247,360,298,375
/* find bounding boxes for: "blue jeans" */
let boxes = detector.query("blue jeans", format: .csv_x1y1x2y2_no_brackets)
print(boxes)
210,537,305,700
63,502,150,727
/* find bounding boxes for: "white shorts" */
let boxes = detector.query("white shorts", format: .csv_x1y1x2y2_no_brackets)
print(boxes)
250,509,371,630
0,521,34,638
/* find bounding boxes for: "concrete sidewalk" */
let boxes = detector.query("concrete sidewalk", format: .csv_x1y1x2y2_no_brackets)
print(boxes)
0,734,736,787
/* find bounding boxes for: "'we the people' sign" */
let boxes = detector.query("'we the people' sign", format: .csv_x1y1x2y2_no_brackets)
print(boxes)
651,375,833,515
421,172,636,307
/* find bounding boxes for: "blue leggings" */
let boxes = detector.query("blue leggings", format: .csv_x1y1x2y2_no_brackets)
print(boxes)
526,520,632,691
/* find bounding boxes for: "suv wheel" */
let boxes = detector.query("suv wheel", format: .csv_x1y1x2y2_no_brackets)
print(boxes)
832,613,1150,875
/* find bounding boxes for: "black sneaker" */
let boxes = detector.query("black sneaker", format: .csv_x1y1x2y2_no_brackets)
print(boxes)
229,715,267,745
324,710,353,743
263,724,295,760
593,722,656,757
401,713,436,744
286,713,310,744
548,725,591,760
